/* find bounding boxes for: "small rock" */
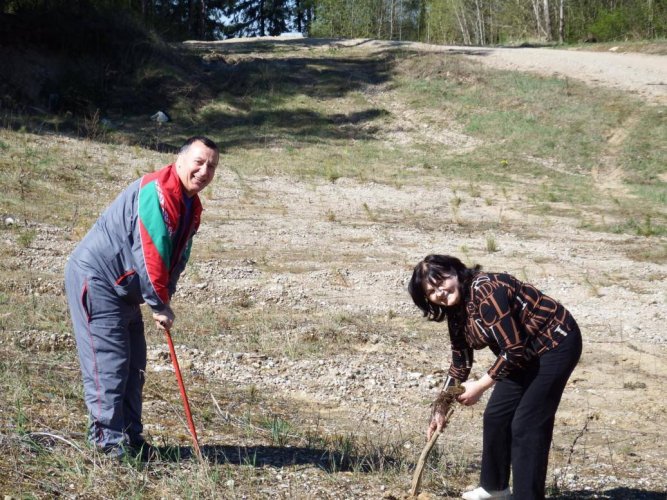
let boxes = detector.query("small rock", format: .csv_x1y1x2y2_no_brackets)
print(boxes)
151,111,170,123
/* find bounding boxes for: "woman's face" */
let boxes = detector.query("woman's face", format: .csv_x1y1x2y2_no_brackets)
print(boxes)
423,273,461,307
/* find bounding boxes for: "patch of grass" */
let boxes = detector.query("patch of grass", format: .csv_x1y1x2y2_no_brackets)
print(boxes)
566,39,667,55
459,245,471,264
582,274,601,297
390,54,662,219
17,228,37,248
618,108,667,185
486,235,499,253
625,243,667,263
623,381,647,390
0,130,139,229
261,415,294,447
581,214,666,237
466,181,481,198
450,192,463,224
629,183,667,207
362,202,378,222
423,437,478,496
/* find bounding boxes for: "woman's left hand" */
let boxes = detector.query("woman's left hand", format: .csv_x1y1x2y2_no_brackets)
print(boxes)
457,374,496,406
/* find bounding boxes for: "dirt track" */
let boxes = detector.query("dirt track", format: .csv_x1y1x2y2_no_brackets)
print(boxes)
459,46,667,104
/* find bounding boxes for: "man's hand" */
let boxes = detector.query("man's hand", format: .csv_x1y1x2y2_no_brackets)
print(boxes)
153,305,175,331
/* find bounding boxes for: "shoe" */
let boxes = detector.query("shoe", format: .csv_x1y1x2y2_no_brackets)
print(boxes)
99,443,127,461
128,440,160,462
461,486,512,500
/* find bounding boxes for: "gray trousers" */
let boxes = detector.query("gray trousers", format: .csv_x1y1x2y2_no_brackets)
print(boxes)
65,258,146,449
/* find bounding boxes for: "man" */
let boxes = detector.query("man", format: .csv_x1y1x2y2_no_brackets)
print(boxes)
65,136,219,458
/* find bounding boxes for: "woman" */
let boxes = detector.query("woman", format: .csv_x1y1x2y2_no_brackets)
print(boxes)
408,255,582,500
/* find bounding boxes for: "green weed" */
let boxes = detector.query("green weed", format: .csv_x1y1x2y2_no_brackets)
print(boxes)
486,235,498,253
17,228,37,248
261,415,293,447
362,202,378,221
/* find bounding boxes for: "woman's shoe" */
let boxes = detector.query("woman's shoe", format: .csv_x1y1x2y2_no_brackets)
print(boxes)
461,486,512,499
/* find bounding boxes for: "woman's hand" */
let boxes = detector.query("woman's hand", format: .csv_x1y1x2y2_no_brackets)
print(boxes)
426,411,447,440
426,386,464,440
457,374,496,406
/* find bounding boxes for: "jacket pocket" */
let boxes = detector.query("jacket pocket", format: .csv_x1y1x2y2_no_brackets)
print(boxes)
80,280,91,321
113,269,141,303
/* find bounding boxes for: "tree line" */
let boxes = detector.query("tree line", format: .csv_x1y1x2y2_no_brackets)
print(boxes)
1,0,664,43
310,0,666,44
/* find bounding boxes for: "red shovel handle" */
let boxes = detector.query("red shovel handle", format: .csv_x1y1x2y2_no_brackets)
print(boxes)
164,328,202,460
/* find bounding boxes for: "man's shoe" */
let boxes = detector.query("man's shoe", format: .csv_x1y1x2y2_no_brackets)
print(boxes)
128,441,160,462
461,486,512,500
99,443,127,461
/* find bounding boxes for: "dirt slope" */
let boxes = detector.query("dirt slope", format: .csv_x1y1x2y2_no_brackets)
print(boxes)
211,36,667,104
359,40,667,104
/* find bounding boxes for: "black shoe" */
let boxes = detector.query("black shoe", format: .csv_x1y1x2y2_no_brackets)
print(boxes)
128,440,160,462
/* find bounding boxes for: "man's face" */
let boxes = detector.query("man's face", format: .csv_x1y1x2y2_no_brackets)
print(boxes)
175,141,219,197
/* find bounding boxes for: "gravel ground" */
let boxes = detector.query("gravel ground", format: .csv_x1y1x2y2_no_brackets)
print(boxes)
4,38,666,498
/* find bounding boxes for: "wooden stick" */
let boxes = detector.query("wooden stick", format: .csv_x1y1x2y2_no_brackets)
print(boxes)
409,406,456,498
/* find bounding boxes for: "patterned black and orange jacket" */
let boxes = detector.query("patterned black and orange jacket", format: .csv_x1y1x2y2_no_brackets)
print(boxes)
446,272,578,383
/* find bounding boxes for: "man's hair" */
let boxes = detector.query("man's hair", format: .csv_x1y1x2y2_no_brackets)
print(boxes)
179,136,219,154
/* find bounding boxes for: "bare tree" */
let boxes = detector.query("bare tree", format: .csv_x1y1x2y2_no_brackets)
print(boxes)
531,0,545,39
454,0,472,45
646,0,654,38
474,0,485,44
542,0,552,40
558,0,565,43
389,0,395,39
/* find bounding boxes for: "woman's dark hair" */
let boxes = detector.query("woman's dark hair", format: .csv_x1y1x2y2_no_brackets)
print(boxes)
408,254,481,322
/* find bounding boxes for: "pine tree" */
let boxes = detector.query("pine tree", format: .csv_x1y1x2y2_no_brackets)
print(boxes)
224,0,291,37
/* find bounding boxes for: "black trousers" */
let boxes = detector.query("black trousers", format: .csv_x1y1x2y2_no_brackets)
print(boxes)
480,326,582,500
